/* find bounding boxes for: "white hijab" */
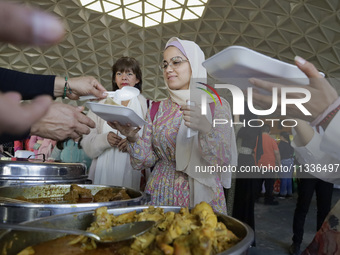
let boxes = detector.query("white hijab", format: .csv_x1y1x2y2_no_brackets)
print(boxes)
164,37,234,207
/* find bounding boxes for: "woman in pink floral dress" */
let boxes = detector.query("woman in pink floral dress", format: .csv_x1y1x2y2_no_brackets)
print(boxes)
110,37,237,214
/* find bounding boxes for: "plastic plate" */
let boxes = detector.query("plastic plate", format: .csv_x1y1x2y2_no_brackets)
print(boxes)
202,46,322,93
86,102,147,127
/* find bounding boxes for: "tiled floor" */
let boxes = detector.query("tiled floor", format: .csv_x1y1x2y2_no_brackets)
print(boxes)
247,188,340,255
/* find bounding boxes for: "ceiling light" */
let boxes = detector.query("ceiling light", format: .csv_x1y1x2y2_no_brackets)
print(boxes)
80,0,208,27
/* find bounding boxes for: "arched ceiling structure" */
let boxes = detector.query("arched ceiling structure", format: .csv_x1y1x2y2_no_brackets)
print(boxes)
3,0,340,102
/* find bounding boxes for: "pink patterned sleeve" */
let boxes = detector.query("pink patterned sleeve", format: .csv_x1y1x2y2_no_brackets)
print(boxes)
127,111,158,170
199,99,235,166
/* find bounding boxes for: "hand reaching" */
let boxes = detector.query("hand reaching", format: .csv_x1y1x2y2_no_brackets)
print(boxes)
0,2,64,46
250,56,339,121
0,92,52,135
54,76,107,100
30,102,96,140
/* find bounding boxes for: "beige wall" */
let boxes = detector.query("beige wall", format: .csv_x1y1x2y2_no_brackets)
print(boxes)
3,0,340,104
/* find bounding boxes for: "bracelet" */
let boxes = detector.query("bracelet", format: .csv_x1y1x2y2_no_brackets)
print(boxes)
310,97,340,126
316,104,340,130
62,77,72,99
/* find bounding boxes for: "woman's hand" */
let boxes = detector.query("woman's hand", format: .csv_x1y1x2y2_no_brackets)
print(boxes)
181,101,212,134
107,131,122,147
117,138,128,152
54,76,107,100
107,121,141,143
250,56,339,122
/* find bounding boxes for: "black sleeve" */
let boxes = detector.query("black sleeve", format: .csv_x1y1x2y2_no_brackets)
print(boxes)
0,67,56,100
0,131,30,144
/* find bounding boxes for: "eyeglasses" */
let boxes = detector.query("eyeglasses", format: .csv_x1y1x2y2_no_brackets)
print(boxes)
159,56,189,71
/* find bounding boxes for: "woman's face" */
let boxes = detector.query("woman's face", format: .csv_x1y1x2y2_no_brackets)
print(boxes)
115,69,139,89
163,46,192,90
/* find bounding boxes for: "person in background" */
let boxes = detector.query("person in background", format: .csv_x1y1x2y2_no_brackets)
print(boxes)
256,124,281,205
0,1,108,143
110,37,237,214
81,57,147,190
14,137,31,152
277,131,295,199
50,137,92,170
251,57,339,255
232,106,263,244
29,135,56,160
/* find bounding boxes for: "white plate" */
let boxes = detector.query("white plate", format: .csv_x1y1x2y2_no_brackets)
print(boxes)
79,86,140,101
86,102,147,127
202,46,323,93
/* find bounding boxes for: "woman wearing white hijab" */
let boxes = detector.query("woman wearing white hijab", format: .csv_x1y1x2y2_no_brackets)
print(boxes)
110,38,237,213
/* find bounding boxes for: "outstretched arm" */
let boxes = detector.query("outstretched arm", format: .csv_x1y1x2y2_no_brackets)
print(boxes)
250,56,339,123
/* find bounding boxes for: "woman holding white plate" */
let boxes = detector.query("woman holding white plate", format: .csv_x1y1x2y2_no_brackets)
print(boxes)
81,57,148,190
109,38,237,214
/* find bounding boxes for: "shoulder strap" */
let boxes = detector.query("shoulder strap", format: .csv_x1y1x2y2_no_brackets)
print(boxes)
209,102,215,118
150,101,160,122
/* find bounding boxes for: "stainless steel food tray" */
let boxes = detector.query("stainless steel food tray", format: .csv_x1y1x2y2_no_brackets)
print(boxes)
0,184,149,223
0,206,254,255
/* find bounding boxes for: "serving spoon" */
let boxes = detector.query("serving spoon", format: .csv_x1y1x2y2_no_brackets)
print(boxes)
0,221,155,244
79,86,140,101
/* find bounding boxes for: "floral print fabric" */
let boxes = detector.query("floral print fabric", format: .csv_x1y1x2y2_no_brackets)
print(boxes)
128,98,235,214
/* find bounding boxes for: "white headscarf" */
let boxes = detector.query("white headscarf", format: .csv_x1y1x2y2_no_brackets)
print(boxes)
164,37,207,106
164,37,232,207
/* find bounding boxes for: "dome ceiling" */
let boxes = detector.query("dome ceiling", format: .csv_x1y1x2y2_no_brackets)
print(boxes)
3,0,340,103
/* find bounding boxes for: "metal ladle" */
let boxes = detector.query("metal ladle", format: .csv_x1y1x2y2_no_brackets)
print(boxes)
0,221,155,243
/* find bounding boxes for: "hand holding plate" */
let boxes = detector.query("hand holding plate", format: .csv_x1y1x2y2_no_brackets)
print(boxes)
108,121,141,143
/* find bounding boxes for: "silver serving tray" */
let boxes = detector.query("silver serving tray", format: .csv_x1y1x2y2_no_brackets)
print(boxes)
0,206,254,255
0,161,89,186
0,184,149,223
0,161,87,179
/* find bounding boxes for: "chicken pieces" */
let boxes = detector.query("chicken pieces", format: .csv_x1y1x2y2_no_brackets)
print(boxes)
75,202,240,255
62,185,131,203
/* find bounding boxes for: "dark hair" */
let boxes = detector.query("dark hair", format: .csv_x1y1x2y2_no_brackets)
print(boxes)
239,101,258,122
280,131,291,145
111,57,142,92
56,137,83,150
262,124,271,133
